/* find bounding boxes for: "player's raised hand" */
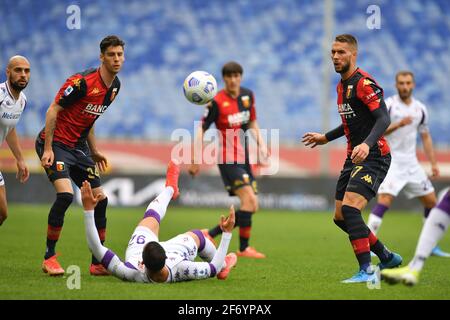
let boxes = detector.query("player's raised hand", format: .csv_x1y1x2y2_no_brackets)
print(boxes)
81,180,102,211
301,132,328,148
188,164,200,177
220,205,236,233
351,143,369,164
91,151,108,172
16,159,29,183
41,149,54,168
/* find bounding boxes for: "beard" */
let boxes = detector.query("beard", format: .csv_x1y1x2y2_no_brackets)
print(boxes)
399,89,412,100
335,61,350,74
10,79,28,92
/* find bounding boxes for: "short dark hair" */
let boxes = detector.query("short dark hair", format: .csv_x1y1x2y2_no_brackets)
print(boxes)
396,70,415,82
100,35,125,54
142,242,167,272
222,61,243,77
334,34,358,50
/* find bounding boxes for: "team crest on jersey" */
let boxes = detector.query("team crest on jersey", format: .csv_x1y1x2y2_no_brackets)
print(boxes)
363,79,373,87
72,78,82,89
233,179,244,187
110,88,118,102
56,161,65,171
241,95,250,108
346,85,353,99
64,86,74,97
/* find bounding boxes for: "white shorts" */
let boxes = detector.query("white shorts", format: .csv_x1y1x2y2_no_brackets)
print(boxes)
0,172,4,186
378,161,434,199
125,226,158,267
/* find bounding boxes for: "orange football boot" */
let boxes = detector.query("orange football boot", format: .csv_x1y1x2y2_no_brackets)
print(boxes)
165,160,180,200
42,254,65,276
236,246,266,259
89,263,110,276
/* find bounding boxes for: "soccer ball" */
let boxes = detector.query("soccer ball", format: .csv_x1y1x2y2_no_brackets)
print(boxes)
183,71,218,105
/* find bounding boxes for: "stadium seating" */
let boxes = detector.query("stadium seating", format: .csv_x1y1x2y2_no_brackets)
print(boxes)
1,0,449,144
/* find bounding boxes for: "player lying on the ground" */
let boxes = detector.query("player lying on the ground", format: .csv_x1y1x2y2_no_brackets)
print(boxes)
81,161,237,283
381,190,450,286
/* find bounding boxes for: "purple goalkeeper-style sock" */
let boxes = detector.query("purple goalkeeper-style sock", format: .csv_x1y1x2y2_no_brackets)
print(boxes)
372,203,389,218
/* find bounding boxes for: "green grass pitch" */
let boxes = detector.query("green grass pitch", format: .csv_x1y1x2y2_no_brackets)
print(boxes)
1,204,449,300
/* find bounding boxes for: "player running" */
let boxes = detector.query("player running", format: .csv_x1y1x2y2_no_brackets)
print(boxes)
382,190,450,286
367,71,449,257
81,160,238,283
0,56,30,225
302,34,402,283
36,35,124,276
188,61,269,259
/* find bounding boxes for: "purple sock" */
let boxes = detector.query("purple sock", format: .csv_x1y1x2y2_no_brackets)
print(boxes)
424,207,432,219
143,209,161,224
437,191,450,215
372,203,389,218
191,229,206,252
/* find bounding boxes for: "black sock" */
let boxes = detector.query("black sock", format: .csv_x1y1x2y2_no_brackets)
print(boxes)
238,210,253,251
45,192,73,260
208,225,223,238
368,230,393,263
334,219,347,233
342,205,371,271
209,207,242,238
92,197,108,265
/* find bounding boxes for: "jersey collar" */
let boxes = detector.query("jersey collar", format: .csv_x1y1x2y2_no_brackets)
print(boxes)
341,67,359,84
4,81,17,102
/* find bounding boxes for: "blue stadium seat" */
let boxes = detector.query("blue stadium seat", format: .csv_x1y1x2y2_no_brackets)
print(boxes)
0,0,448,144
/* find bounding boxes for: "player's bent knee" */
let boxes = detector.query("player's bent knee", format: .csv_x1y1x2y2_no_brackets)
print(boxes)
342,192,367,211
57,192,74,205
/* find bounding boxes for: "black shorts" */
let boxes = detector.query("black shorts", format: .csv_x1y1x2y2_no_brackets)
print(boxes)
335,153,391,202
218,163,258,196
35,138,101,189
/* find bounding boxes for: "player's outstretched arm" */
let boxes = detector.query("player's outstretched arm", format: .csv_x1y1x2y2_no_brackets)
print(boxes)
302,131,329,148
81,181,146,282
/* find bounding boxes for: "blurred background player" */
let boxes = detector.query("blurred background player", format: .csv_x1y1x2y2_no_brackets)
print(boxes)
382,190,450,286
188,61,269,259
302,34,402,283
36,35,124,276
0,56,30,225
367,71,450,257
81,161,238,283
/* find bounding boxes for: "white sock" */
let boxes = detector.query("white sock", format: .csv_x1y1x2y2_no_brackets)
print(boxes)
199,237,217,263
145,187,174,221
409,207,450,272
367,213,383,235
